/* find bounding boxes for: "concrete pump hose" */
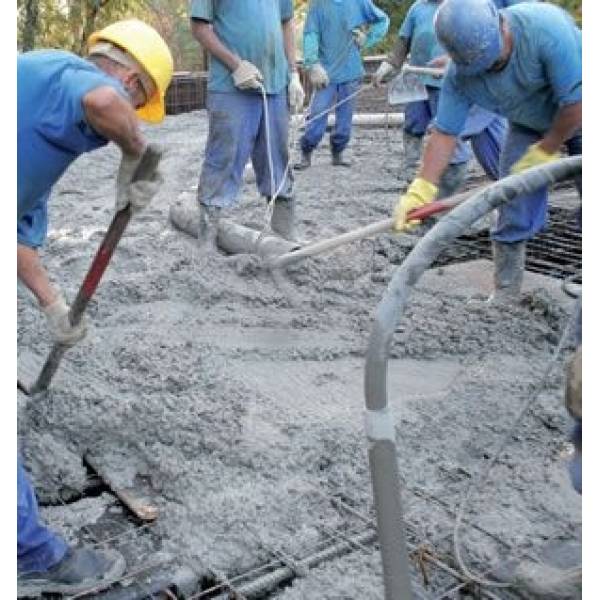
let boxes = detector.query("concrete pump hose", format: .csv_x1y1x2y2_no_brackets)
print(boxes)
363,156,582,600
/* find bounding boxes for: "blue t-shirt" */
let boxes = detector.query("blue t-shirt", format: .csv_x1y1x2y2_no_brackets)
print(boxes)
399,0,444,89
17,50,126,247
434,3,581,136
303,0,389,84
190,0,293,94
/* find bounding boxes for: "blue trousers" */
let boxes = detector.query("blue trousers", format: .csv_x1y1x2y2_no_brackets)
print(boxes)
198,90,293,208
18,456,67,573
300,79,361,155
492,123,582,243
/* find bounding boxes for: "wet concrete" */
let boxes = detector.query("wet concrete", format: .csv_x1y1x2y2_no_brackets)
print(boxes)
17,110,581,598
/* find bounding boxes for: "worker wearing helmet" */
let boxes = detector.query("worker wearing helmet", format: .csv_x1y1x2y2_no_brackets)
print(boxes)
373,0,507,197
179,1,305,246
393,0,581,303
17,20,173,597
294,0,390,171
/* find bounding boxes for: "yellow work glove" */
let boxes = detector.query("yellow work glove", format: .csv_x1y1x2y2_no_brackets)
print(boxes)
511,143,559,174
393,178,438,232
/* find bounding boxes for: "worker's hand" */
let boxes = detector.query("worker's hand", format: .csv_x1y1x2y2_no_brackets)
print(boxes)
511,143,559,174
116,149,164,213
232,60,264,90
42,293,87,346
288,72,305,114
393,178,438,232
352,28,367,49
373,61,395,87
309,63,330,90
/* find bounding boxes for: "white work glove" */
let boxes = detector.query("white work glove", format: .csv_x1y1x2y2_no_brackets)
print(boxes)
373,61,395,87
42,293,87,346
232,60,263,90
309,63,330,90
287,71,305,114
352,28,367,49
116,150,164,214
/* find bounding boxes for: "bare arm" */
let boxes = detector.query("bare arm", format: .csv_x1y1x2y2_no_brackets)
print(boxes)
83,87,146,157
418,129,458,185
387,36,409,69
538,102,582,155
17,244,57,307
190,19,240,71
282,18,297,72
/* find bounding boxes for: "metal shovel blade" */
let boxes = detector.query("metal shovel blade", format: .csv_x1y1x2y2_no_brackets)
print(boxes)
388,71,428,105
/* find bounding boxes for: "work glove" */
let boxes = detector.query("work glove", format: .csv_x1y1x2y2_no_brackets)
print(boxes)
232,60,264,90
511,143,559,174
116,149,164,214
352,28,367,49
288,71,305,114
373,61,395,87
309,63,330,90
42,293,87,346
393,177,438,232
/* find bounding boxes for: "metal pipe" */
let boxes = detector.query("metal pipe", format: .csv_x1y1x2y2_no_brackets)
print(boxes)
363,157,582,600
291,112,405,129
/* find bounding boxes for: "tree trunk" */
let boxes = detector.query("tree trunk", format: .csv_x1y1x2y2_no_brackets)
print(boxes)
22,0,39,51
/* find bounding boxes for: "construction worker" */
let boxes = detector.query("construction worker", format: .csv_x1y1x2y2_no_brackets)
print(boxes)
183,1,305,245
393,0,581,303
373,0,506,196
294,0,390,170
17,20,173,597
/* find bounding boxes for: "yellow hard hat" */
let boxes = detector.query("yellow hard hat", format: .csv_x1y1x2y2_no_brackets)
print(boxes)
89,19,174,123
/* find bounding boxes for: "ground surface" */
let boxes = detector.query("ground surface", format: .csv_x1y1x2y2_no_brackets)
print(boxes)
17,107,582,599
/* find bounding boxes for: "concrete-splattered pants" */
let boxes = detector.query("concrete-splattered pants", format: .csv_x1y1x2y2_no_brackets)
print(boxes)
197,90,293,208
18,456,67,573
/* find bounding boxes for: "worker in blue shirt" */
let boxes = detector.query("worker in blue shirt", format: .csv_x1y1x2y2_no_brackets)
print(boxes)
17,20,173,598
182,0,305,244
294,0,389,170
393,0,581,303
373,0,507,197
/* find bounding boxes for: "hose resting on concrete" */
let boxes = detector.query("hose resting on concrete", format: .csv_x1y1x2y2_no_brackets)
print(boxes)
363,156,582,600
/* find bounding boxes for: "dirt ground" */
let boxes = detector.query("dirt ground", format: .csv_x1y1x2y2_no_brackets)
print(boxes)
17,108,582,599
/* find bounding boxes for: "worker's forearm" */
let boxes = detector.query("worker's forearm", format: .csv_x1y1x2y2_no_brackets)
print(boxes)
17,244,57,307
282,19,297,72
83,87,145,157
387,37,409,69
418,129,458,185
538,102,582,155
191,21,240,71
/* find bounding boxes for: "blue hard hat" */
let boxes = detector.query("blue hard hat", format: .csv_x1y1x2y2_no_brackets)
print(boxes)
434,0,503,76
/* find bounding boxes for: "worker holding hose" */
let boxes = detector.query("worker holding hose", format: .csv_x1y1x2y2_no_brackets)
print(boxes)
393,0,581,304
17,20,173,597
373,0,507,195
180,1,305,246
294,0,390,170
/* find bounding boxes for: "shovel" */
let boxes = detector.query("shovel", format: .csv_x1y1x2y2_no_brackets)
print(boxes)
388,65,445,105
20,144,163,396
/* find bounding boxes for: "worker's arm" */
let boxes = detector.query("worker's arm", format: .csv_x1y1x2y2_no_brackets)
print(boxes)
83,87,145,157
419,129,458,184
538,102,582,155
17,244,56,307
387,37,409,69
282,17,297,72
363,5,390,49
190,19,240,71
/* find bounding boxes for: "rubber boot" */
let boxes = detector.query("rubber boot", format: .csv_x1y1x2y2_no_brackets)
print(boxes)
18,547,126,597
197,203,222,251
437,162,469,199
294,150,312,171
489,240,527,304
269,196,299,242
331,150,351,167
399,131,423,186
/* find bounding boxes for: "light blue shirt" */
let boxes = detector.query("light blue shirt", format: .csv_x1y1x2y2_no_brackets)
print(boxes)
399,0,445,89
17,50,126,248
190,0,293,94
303,0,389,84
434,3,581,136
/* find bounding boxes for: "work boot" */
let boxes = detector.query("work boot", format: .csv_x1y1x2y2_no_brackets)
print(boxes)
269,196,299,242
489,240,527,304
197,203,222,250
294,150,312,171
18,547,126,597
398,131,423,185
331,150,352,167
437,162,469,199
